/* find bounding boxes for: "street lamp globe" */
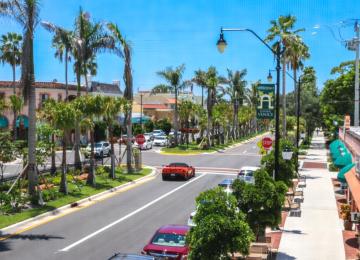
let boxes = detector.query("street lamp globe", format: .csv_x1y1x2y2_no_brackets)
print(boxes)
267,70,273,82
217,31,227,53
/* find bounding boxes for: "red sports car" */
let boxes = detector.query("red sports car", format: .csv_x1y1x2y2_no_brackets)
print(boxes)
162,162,195,181
142,225,190,260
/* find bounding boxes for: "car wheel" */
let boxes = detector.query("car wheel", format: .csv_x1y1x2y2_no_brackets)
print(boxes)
162,174,167,181
184,173,188,181
100,151,104,158
193,170,195,177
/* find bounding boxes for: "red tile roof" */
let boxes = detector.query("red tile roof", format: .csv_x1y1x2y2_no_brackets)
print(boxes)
143,104,168,109
345,168,360,209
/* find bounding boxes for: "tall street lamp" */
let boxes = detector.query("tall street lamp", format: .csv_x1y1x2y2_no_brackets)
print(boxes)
217,27,285,180
268,69,302,174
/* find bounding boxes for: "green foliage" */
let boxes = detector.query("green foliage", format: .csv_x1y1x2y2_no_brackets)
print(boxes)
261,139,297,186
0,189,27,214
0,131,18,164
132,124,142,135
154,118,172,134
320,61,355,130
42,189,59,202
144,120,154,133
232,169,287,238
187,188,254,259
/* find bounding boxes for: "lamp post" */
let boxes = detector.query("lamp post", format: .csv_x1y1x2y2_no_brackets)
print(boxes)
217,27,284,180
140,92,144,132
268,69,302,174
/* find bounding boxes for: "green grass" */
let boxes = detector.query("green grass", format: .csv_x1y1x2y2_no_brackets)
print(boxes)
0,167,152,229
161,131,265,154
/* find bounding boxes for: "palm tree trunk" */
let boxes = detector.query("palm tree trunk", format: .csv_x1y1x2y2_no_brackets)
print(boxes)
65,48,69,101
50,133,56,175
126,110,133,173
87,129,96,186
201,86,204,108
109,125,116,179
74,71,81,170
174,87,179,146
59,133,68,194
12,64,17,141
206,89,212,147
282,59,287,137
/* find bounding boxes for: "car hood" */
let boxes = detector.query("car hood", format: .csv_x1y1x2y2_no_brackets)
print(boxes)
143,243,188,255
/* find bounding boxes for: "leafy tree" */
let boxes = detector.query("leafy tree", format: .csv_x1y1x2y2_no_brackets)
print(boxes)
232,169,287,240
192,69,207,108
1,0,41,195
187,187,254,259
154,118,172,134
144,120,154,133
0,131,18,182
261,138,297,186
320,61,355,131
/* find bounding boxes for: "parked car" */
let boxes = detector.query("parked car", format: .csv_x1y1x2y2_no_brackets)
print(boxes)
153,135,168,146
237,166,260,184
136,137,153,150
162,162,195,180
144,132,154,141
152,129,165,137
142,225,190,259
108,253,154,260
84,141,111,158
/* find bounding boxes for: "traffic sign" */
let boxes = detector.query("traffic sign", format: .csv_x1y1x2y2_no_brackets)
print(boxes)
262,137,273,150
135,134,146,145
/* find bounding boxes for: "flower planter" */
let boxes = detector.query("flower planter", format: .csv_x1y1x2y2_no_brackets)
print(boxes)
282,150,293,160
344,220,353,230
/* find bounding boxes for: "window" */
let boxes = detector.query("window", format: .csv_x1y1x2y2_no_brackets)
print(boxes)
39,93,49,108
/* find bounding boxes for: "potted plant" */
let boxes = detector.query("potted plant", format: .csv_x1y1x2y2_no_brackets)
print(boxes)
340,204,353,230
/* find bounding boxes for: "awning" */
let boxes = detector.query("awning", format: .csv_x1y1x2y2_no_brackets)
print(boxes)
334,153,353,168
0,115,8,128
16,115,29,128
345,168,360,209
337,163,355,183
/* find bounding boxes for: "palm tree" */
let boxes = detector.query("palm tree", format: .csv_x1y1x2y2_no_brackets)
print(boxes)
1,0,41,195
107,22,134,173
41,21,73,100
0,32,22,94
71,8,114,170
204,66,219,147
265,15,304,137
151,64,188,146
219,69,247,140
178,100,196,145
9,94,23,141
192,69,207,108
103,96,124,178
0,32,22,140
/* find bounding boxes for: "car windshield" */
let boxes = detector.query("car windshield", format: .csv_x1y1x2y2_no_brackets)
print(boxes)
151,232,186,247
169,163,188,167
155,136,166,140
95,143,102,148
153,130,162,133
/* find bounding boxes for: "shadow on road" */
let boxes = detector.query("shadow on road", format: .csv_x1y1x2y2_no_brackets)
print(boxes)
0,231,64,252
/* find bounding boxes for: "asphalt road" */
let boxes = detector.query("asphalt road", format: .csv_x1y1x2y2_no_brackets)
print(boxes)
0,136,263,260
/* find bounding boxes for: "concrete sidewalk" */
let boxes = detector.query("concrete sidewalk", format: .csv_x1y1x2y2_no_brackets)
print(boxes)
277,132,345,260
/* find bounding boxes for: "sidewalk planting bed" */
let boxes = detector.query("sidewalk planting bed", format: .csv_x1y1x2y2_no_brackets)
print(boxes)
0,167,152,229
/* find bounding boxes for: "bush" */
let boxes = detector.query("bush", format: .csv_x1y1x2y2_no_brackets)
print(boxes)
42,189,59,202
328,163,338,172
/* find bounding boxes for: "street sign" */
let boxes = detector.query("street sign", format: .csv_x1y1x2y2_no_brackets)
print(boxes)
256,84,275,119
135,134,146,145
262,137,273,150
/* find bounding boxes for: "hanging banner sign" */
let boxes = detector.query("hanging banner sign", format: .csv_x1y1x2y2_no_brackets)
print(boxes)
256,84,275,119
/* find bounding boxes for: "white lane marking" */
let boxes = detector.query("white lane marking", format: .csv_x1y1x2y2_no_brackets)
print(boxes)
243,150,247,154
197,172,236,176
59,174,206,252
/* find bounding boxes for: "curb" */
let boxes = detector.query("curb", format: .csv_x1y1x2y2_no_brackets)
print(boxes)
159,132,269,156
1,166,157,234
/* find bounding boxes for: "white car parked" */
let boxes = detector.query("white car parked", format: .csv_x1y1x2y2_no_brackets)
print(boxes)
136,137,153,150
85,141,111,158
153,135,168,146
237,166,260,184
152,129,165,137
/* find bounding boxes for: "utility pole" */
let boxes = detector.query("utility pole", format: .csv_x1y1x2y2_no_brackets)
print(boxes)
346,21,360,126
140,93,143,132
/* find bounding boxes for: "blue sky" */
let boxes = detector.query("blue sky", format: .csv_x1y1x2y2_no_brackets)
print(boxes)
0,0,359,94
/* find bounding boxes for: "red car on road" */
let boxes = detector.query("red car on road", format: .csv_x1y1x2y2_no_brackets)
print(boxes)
161,163,195,181
142,225,190,259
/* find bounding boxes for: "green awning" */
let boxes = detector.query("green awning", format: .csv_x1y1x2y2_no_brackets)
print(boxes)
16,115,28,128
0,115,8,128
334,153,353,168
337,163,355,183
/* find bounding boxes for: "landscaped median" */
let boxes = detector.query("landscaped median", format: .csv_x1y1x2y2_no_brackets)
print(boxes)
0,166,154,230
160,131,268,155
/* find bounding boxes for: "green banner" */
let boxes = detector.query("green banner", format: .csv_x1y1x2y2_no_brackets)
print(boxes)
256,84,275,119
